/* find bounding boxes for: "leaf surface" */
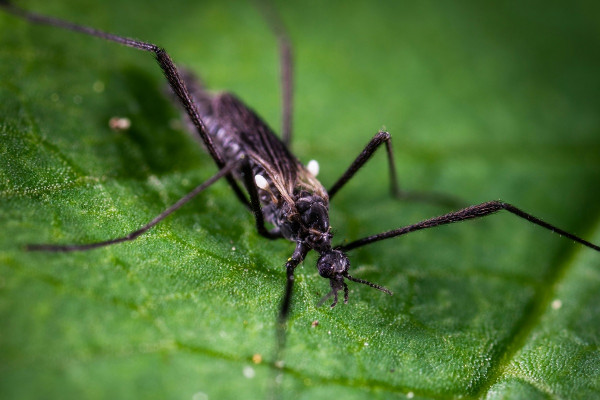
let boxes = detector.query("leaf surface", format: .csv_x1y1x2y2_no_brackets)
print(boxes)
1,1,600,399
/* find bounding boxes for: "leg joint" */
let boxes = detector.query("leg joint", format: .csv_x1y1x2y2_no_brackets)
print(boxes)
375,130,391,142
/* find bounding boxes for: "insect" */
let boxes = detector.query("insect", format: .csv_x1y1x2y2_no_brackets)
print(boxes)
3,0,600,316
2,0,600,391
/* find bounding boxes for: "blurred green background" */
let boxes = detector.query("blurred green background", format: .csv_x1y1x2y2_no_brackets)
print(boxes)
1,0,600,399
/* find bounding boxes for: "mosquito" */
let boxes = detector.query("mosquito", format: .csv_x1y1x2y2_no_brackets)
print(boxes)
2,0,599,359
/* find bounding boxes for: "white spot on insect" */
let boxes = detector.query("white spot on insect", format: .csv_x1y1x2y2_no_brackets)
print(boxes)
109,117,131,132
307,159,319,176
551,299,562,310
254,174,269,190
243,366,255,379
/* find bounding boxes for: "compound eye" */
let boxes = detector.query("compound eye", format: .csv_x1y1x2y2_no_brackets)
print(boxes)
317,258,334,278
317,250,349,278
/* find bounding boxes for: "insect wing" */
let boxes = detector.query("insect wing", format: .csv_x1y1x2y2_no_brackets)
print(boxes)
213,93,319,202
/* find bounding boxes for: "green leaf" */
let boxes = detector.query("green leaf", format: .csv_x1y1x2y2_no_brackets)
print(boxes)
1,1,600,399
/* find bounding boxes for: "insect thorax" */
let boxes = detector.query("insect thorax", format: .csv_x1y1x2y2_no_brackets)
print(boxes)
271,192,333,252
180,78,332,251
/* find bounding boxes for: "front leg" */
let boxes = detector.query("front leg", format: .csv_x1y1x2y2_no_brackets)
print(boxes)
271,243,308,398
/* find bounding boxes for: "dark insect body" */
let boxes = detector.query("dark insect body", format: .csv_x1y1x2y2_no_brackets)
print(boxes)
2,0,600,374
181,77,391,313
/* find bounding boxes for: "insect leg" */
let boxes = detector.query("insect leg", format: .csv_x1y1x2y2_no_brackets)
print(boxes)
254,0,294,147
336,200,600,252
0,1,251,208
271,244,307,392
328,131,395,198
26,161,241,252
328,131,463,207
279,255,302,323
240,159,282,240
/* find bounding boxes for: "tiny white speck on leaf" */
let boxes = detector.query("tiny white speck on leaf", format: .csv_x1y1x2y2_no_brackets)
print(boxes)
192,391,208,400
551,299,562,310
407,392,414,399
109,117,131,131
243,366,255,379
92,80,105,93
